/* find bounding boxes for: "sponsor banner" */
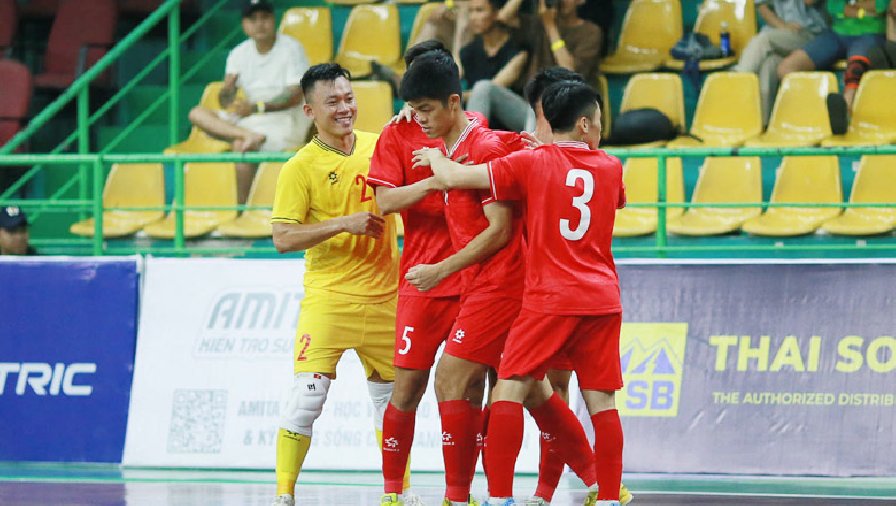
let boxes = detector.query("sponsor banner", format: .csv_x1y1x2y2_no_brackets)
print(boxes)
124,258,540,470
571,262,896,476
0,257,139,462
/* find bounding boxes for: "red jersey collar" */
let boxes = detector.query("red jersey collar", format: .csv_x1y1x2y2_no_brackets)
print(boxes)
553,140,591,150
443,117,479,157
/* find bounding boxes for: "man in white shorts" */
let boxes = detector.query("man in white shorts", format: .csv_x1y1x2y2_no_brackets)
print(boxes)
187,0,311,203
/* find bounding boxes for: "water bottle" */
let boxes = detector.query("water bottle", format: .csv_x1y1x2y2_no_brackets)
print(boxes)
719,21,731,57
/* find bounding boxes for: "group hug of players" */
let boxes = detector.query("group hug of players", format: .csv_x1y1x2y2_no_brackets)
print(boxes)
267,39,631,506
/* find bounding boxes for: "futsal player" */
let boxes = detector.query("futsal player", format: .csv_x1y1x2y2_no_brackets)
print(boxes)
269,63,400,506
414,80,627,506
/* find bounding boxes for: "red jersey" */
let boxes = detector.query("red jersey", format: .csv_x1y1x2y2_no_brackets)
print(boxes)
487,141,626,315
442,121,525,299
367,112,484,297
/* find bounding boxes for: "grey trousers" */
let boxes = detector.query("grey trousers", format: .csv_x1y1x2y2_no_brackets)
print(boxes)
466,80,536,133
733,28,814,125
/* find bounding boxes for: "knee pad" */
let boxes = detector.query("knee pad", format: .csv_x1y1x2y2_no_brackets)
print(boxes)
367,380,393,431
280,373,331,437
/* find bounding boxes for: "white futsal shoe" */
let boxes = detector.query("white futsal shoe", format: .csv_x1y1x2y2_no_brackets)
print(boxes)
271,493,295,506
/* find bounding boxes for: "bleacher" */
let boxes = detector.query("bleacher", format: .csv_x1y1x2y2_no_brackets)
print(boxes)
0,0,894,256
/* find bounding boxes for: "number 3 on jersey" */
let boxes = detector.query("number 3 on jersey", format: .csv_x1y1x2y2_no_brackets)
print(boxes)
560,169,594,240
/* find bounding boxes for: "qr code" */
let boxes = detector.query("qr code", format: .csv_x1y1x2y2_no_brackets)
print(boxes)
167,389,227,454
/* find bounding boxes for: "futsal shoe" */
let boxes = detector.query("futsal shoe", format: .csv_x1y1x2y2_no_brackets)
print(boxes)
483,498,516,505
271,494,295,506
584,485,633,506
523,497,549,505
442,495,481,505
381,493,404,505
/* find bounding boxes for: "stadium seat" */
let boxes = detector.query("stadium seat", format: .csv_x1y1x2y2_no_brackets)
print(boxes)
821,71,896,146
745,72,837,147
0,0,16,56
279,7,333,66
143,162,238,239
352,81,393,134
217,162,282,238
601,0,683,74
598,74,611,139
616,73,685,147
667,157,762,235
821,156,896,236
667,72,761,148
741,156,842,236
665,0,757,71
69,163,165,237
335,4,403,77
613,157,685,237
0,59,32,147
325,0,376,5
164,82,241,154
33,0,117,89
409,2,443,48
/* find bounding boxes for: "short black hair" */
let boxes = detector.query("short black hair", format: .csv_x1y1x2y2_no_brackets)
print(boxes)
541,81,600,133
487,0,508,11
300,63,352,99
399,51,461,104
404,39,450,67
524,67,586,109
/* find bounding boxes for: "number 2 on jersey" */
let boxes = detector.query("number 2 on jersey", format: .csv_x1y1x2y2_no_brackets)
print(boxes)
560,169,594,240
355,174,373,203
296,333,312,362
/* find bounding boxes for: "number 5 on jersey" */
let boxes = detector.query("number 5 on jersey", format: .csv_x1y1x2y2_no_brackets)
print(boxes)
560,169,594,240
398,326,414,355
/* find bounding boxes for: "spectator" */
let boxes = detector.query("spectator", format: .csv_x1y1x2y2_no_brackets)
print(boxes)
186,0,311,204
409,0,475,64
868,0,896,68
733,0,828,125
462,0,533,131
0,206,36,256
527,0,602,86
778,0,887,114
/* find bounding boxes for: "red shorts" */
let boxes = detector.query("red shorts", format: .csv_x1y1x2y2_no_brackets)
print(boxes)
394,294,461,370
549,350,574,371
499,310,623,391
444,295,522,368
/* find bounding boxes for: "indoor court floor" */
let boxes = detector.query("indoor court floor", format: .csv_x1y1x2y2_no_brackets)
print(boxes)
0,465,894,505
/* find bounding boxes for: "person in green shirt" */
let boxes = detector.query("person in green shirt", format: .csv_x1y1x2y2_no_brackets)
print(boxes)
777,0,887,111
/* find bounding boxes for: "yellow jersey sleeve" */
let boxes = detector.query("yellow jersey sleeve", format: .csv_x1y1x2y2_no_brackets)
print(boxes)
271,154,311,224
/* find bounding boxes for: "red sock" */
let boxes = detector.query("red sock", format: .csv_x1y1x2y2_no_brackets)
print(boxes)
382,403,415,494
467,404,484,484
480,405,490,477
484,401,523,498
591,409,623,501
440,400,474,502
534,432,564,501
528,393,596,486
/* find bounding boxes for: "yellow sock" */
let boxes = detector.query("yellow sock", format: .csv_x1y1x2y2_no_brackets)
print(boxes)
276,428,311,496
376,428,412,491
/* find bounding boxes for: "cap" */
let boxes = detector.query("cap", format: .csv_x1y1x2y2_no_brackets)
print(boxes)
242,0,274,18
0,206,27,230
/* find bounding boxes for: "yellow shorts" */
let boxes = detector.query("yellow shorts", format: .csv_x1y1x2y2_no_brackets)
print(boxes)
293,294,397,380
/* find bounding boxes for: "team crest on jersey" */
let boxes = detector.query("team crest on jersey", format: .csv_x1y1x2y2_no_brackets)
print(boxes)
327,171,339,185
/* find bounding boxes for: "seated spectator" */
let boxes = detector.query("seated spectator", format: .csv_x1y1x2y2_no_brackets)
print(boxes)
733,0,828,125
462,0,532,131
0,206,36,256
410,0,475,63
778,0,887,114
186,0,310,204
868,0,896,68
522,0,601,88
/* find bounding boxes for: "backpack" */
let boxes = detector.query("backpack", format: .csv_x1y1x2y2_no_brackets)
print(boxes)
669,32,724,61
605,108,678,146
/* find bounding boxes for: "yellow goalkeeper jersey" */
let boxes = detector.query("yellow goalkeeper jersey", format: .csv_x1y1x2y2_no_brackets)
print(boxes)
272,131,398,302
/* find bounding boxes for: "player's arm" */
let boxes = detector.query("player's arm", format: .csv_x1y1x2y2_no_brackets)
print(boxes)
374,177,444,215
413,148,490,190
406,202,513,291
272,213,385,253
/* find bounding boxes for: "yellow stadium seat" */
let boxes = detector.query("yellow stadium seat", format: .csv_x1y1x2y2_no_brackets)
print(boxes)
667,72,761,148
409,2,443,46
601,0,683,74
665,0,757,71
279,7,333,66
325,0,375,5
667,157,762,235
335,4,402,78
821,71,896,146
613,157,685,237
217,162,283,238
353,80,393,134
615,73,685,147
70,163,165,237
741,156,842,236
143,162,238,239
821,156,896,236
598,74,611,139
165,82,245,154
745,72,837,147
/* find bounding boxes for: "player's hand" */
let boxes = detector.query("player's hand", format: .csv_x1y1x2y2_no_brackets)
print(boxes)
412,147,446,168
232,99,254,118
520,131,543,149
405,263,446,292
390,103,415,125
340,212,386,238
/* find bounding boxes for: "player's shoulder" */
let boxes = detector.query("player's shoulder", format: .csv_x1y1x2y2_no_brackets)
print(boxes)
594,149,623,170
354,130,380,155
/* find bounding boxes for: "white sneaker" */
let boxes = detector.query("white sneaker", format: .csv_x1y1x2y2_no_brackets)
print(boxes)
271,494,295,506
404,491,426,506
524,497,549,505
